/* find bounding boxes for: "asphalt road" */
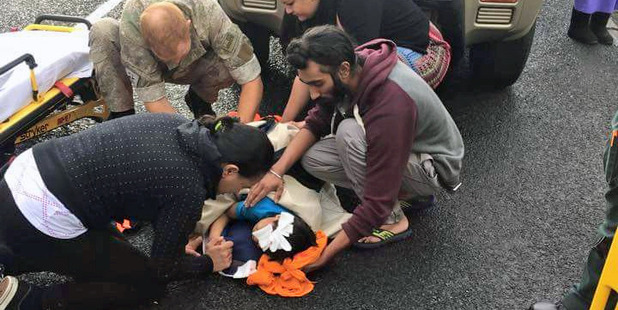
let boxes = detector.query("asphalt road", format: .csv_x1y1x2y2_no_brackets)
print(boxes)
1,0,618,309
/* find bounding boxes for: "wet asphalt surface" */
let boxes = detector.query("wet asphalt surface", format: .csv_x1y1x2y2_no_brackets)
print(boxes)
2,0,618,309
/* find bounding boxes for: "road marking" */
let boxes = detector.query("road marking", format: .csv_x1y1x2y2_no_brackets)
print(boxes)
86,0,123,23
608,18,618,46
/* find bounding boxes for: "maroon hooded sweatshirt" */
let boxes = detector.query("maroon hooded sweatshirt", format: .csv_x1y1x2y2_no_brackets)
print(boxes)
304,39,463,242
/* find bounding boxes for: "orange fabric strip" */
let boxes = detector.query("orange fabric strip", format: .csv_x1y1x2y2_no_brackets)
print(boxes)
247,231,327,297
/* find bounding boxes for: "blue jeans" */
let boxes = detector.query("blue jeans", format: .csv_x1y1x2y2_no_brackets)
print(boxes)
396,46,423,75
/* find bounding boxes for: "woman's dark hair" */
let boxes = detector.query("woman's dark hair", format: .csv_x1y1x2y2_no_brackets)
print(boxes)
268,216,317,262
280,0,340,50
198,115,274,178
286,25,357,74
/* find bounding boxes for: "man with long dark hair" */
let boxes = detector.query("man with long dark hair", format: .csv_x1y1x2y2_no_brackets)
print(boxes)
246,25,464,270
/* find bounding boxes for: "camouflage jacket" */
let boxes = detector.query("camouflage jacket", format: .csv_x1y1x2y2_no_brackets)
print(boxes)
119,0,261,102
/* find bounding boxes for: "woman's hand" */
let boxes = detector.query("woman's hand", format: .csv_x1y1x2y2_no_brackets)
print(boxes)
245,172,284,207
204,236,234,272
185,235,203,257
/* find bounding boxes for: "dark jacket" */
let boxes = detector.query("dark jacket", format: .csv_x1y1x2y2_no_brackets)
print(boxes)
33,113,222,280
280,0,429,54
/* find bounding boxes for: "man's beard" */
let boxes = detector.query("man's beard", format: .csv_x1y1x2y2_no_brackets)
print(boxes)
331,73,351,103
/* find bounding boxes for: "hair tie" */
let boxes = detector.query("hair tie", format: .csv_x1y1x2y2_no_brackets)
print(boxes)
214,120,223,132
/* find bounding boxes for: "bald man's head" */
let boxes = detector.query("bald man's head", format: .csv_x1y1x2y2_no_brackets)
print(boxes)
140,2,191,63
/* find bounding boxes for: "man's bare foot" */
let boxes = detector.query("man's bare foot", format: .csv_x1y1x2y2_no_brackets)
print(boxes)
358,216,409,244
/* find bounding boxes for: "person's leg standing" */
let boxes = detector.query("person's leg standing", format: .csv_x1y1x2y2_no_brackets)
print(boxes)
561,111,618,309
89,18,136,119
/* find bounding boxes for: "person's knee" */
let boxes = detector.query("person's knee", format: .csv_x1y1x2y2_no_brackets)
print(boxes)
0,244,14,275
89,18,120,61
300,148,322,174
335,119,365,156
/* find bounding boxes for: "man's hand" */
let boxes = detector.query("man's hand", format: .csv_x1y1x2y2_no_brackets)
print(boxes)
303,230,351,273
185,234,203,257
245,172,284,207
204,236,234,272
303,254,329,273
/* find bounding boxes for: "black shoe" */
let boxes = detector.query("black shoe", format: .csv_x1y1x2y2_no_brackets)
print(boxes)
184,88,215,120
590,12,614,45
528,301,566,310
568,8,598,45
107,108,135,121
0,276,38,310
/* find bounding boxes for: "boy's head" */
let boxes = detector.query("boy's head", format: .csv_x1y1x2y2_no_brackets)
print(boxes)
285,25,358,102
252,212,317,261
140,2,192,65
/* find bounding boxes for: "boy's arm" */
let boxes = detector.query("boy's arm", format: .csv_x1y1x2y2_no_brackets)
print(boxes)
208,213,230,240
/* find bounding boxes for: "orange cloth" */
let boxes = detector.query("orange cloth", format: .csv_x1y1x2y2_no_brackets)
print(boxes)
227,111,262,122
246,230,327,297
115,219,132,233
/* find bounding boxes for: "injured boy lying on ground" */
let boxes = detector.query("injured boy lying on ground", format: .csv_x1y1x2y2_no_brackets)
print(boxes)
185,192,338,297
208,198,318,274
184,120,352,297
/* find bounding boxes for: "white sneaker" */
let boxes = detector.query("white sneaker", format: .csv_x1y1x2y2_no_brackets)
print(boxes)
0,276,18,310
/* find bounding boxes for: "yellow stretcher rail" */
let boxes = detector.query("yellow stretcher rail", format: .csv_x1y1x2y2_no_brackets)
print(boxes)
23,24,76,32
0,77,79,132
0,14,108,147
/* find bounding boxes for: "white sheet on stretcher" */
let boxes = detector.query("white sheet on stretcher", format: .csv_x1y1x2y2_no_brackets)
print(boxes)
0,30,93,123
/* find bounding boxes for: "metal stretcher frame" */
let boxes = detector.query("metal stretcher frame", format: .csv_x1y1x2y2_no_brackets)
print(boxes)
0,15,110,167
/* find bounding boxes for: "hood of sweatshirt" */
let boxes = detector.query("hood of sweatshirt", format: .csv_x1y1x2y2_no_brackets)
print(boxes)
351,39,399,110
176,120,223,199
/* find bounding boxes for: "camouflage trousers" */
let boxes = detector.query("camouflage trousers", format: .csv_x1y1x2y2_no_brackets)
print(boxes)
89,18,234,113
562,110,618,309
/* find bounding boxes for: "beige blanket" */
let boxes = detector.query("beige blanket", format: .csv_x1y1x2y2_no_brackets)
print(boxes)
194,123,352,237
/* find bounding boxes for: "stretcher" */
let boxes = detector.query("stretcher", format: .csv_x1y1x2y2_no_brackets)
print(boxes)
0,15,109,167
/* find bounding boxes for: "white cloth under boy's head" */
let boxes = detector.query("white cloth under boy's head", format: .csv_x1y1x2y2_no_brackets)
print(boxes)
252,212,295,252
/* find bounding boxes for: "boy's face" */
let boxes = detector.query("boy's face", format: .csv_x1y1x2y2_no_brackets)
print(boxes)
251,215,280,243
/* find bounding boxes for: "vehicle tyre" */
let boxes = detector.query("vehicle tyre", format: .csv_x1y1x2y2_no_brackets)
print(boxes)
470,21,536,89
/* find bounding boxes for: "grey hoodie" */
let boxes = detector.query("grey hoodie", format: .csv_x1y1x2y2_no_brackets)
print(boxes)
305,39,464,242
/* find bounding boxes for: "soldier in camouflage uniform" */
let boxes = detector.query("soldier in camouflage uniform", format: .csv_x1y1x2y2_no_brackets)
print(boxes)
89,0,263,123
